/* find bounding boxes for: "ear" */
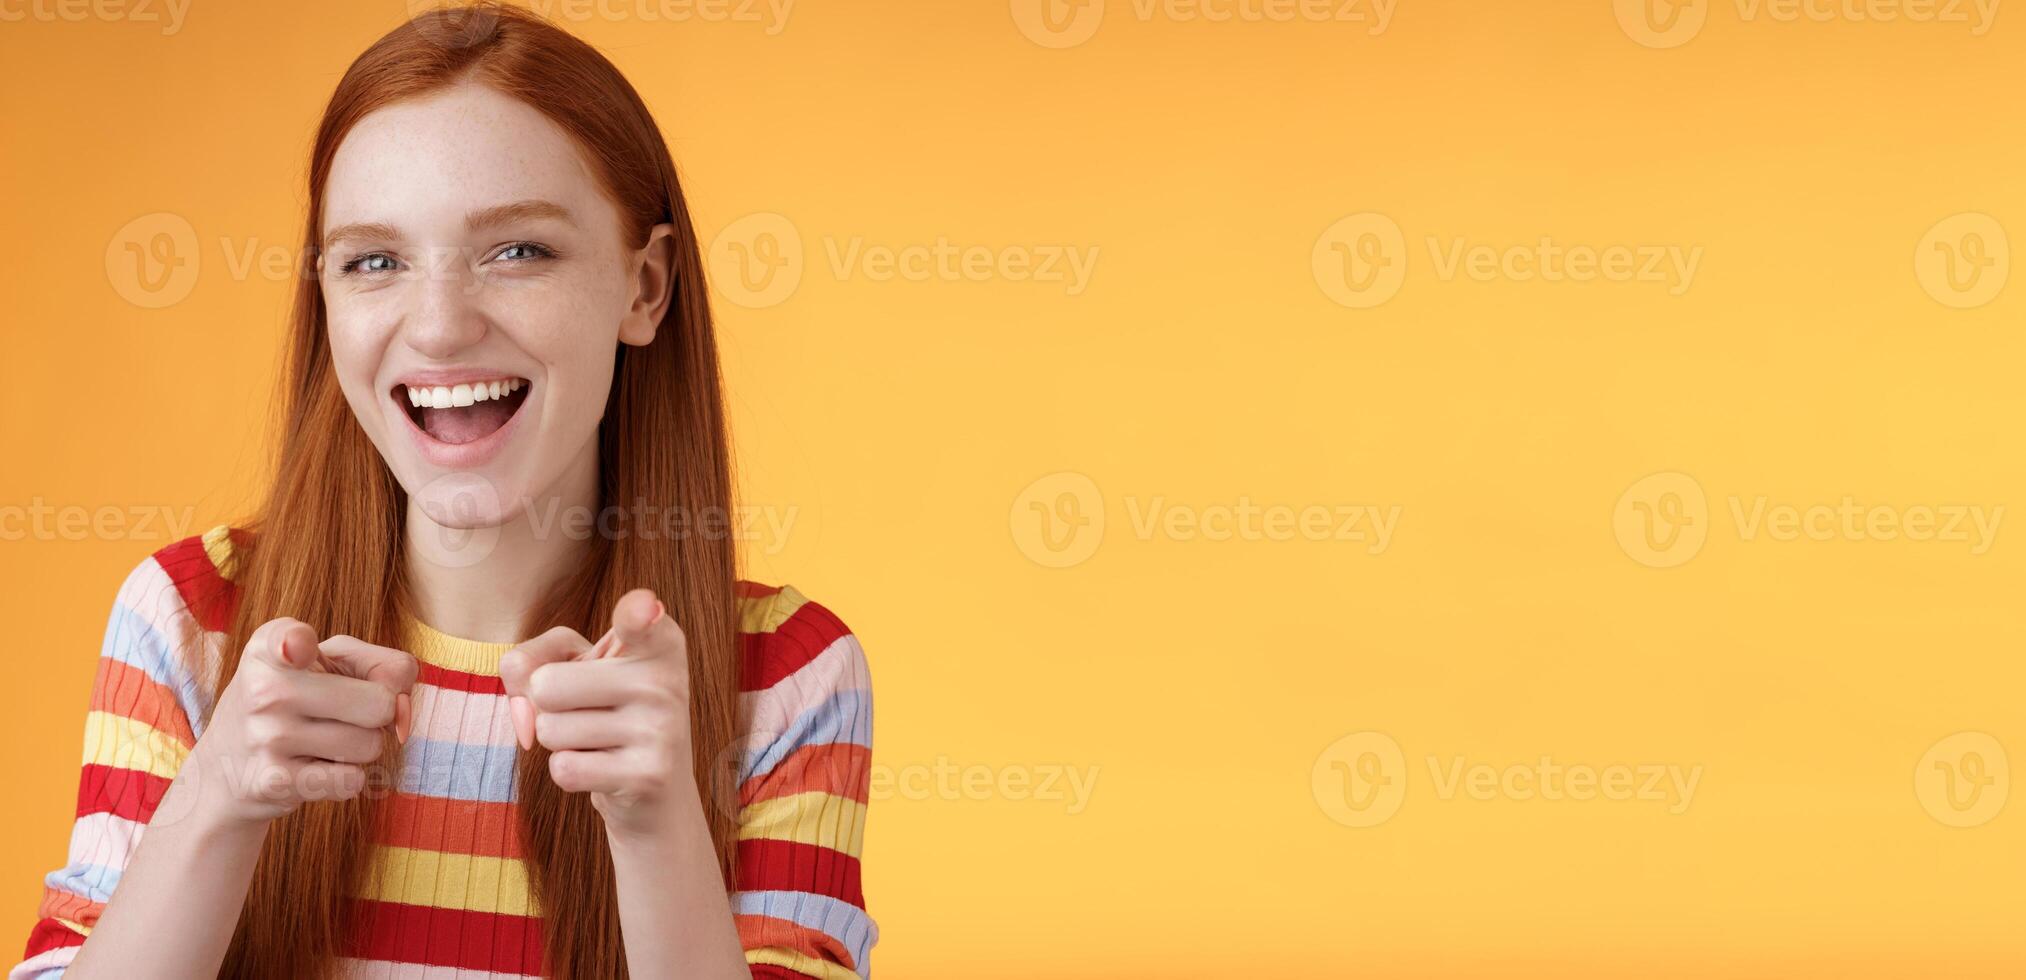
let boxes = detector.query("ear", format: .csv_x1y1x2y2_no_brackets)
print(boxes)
618,222,678,347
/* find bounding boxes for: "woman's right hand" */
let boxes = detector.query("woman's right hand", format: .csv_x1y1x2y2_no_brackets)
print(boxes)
184,618,418,828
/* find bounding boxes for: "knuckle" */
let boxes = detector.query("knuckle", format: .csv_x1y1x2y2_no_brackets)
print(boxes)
548,752,579,790
528,665,564,706
367,689,398,727
245,715,286,750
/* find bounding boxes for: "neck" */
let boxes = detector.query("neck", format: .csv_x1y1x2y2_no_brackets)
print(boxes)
402,439,600,644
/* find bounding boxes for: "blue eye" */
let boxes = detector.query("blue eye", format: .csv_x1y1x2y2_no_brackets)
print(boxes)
338,252,399,275
495,242,556,262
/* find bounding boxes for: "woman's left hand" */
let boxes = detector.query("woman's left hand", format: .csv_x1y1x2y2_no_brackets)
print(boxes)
499,589,694,839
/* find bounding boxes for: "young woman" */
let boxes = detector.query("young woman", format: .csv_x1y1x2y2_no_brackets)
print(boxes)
10,5,873,979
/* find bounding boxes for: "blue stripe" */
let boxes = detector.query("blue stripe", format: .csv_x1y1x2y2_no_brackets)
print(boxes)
395,735,519,803
736,890,878,976
741,689,872,783
101,588,211,738
42,861,123,905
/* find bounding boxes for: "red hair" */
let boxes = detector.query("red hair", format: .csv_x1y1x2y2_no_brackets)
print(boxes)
212,5,739,976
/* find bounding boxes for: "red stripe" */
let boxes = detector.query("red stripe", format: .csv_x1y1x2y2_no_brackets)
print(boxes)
420,661,507,695
374,792,523,859
741,742,871,807
152,534,238,633
75,763,173,822
736,838,865,907
344,898,544,975
89,658,195,747
749,966,807,980
740,599,851,692
20,917,86,961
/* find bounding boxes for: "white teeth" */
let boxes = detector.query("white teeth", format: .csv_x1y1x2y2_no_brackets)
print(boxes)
404,379,526,411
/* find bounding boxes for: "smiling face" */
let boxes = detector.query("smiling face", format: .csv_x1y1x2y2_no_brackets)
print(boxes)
320,81,670,529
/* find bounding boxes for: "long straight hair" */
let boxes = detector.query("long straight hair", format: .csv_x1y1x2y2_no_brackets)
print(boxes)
211,5,739,977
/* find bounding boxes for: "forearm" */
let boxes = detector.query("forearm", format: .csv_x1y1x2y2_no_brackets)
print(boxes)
64,756,268,979
607,781,750,980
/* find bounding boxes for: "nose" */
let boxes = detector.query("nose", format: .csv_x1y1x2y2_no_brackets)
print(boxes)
401,247,488,358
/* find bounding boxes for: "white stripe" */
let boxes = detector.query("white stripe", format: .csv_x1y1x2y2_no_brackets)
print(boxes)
336,957,544,980
739,634,871,740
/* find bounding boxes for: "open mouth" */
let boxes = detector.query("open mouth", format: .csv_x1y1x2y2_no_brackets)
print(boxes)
396,377,532,446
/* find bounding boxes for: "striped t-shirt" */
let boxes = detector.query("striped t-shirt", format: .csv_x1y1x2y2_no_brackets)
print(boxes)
11,525,876,979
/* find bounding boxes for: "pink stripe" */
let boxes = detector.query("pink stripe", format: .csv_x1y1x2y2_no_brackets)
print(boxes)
411,685,516,747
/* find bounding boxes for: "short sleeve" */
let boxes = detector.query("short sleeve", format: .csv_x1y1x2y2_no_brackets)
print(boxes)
10,535,231,979
729,586,877,980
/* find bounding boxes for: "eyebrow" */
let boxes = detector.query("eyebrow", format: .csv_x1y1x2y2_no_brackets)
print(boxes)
321,200,574,250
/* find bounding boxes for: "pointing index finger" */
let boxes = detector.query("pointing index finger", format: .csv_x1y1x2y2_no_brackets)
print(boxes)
607,588,680,661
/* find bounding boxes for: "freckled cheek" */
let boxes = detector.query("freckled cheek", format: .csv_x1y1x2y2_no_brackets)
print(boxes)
321,302,403,426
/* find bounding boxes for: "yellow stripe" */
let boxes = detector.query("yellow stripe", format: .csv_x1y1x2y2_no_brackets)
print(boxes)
400,618,516,674
738,584,809,635
745,947,863,980
736,790,866,858
359,845,537,916
55,917,91,938
200,523,238,581
81,711,189,779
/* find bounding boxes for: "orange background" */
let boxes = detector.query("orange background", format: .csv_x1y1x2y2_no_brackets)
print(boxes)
3,0,2023,976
